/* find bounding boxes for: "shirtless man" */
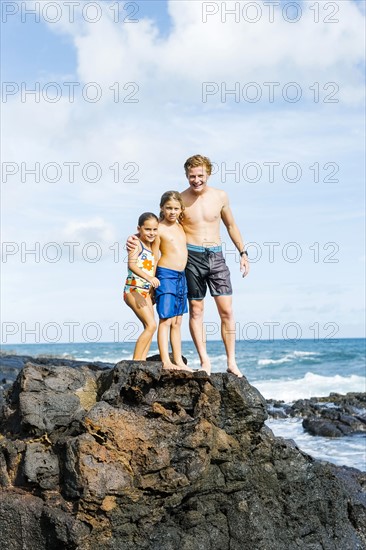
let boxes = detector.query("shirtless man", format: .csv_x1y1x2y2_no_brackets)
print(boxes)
181,155,249,376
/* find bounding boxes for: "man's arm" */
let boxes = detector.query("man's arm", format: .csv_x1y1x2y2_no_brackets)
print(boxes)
126,233,139,252
221,192,250,277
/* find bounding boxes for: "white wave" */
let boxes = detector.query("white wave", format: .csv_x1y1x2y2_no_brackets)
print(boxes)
74,355,126,364
254,372,365,401
258,350,319,367
293,351,319,357
258,356,292,366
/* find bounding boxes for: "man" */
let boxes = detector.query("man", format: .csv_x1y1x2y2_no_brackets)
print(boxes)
180,154,249,376
127,154,249,376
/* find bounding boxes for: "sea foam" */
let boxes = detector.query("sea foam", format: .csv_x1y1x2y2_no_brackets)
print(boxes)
253,372,365,401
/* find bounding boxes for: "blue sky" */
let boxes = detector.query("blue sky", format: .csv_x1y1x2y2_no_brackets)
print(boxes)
1,0,365,344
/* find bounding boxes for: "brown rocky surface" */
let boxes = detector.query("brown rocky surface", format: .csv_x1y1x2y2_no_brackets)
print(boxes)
0,356,365,549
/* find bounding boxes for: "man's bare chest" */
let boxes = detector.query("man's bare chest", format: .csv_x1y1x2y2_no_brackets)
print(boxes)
184,202,221,224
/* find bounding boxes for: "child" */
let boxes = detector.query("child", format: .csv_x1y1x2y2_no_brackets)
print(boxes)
123,212,160,360
154,191,192,372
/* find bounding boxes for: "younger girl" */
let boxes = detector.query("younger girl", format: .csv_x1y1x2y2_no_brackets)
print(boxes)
124,212,160,360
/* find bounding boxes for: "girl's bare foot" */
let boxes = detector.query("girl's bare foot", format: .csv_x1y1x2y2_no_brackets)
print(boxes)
174,360,193,372
227,364,243,378
163,362,192,372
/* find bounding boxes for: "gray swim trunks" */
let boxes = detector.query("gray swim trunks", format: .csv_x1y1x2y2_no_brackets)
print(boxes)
185,244,233,300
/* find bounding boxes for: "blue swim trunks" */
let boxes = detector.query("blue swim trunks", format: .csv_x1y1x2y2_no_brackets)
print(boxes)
155,266,188,320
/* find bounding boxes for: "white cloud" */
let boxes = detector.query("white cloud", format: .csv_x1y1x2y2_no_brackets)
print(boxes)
41,0,364,103
62,217,116,245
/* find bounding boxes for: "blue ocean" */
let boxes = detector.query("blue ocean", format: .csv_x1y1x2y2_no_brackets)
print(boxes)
1,338,365,471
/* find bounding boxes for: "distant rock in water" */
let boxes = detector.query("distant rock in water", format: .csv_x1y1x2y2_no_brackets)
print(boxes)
0,356,365,550
267,394,366,437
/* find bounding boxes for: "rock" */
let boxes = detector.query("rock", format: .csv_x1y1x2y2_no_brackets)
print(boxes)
146,353,188,365
24,441,60,490
2,362,100,437
266,393,366,437
0,491,91,549
0,356,365,550
303,411,366,438
0,353,114,410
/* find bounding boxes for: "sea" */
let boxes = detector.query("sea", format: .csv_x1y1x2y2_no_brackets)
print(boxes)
1,338,365,472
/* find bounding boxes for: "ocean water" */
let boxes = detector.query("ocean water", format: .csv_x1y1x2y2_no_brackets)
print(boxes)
1,338,365,471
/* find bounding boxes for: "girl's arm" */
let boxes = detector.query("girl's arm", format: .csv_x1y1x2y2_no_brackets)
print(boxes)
127,242,160,287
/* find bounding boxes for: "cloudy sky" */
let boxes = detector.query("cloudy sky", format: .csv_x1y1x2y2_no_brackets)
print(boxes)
1,0,365,345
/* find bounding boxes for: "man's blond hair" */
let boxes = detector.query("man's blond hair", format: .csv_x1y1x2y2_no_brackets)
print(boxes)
184,155,213,176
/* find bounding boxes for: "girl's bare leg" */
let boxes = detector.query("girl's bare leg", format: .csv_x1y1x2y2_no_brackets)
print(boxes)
170,316,192,371
124,293,157,360
158,318,175,369
158,318,189,371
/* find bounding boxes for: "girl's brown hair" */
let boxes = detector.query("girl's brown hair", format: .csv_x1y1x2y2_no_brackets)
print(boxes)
138,212,158,226
159,191,185,222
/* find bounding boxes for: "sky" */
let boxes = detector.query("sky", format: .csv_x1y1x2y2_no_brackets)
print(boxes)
1,0,365,345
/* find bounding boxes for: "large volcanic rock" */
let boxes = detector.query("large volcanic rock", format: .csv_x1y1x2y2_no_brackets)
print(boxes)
0,357,365,549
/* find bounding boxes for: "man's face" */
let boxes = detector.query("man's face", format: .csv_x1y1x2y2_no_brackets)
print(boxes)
187,165,209,194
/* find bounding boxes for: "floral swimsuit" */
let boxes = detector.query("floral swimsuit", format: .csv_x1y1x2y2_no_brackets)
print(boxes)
124,241,154,299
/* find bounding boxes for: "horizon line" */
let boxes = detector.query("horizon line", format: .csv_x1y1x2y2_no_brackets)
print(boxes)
1,336,365,347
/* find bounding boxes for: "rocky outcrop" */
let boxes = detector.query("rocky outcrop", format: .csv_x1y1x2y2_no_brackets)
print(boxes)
0,357,365,549
267,393,366,437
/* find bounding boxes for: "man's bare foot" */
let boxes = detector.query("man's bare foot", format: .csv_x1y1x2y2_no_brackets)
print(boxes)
163,361,192,372
227,364,243,378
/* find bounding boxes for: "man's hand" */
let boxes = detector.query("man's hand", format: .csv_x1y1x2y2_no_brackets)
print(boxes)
240,255,250,278
126,234,139,252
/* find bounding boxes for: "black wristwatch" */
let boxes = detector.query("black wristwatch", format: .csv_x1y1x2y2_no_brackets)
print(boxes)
240,250,248,258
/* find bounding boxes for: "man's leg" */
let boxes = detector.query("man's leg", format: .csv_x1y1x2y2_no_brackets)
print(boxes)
189,299,211,374
213,295,242,378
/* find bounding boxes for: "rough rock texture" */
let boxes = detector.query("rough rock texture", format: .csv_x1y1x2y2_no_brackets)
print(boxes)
267,393,366,437
0,357,365,550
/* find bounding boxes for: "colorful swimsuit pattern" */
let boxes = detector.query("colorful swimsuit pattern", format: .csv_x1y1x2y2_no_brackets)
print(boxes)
124,241,154,299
